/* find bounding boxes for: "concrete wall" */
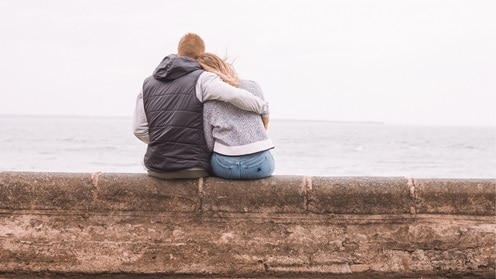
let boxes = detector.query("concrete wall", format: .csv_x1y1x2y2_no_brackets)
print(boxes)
0,171,494,278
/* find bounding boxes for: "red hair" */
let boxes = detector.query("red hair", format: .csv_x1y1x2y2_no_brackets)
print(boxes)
177,33,205,59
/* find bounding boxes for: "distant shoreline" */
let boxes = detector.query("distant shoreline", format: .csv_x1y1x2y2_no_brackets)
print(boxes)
0,114,384,124
274,118,385,125
1,114,495,128
0,114,132,120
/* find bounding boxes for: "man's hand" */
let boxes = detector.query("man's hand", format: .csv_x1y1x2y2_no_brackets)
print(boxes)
262,116,269,130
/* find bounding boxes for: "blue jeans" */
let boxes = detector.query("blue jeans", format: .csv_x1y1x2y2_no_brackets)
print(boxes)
211,150,275,180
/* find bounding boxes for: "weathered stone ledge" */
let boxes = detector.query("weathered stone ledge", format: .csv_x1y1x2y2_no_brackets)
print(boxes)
0,172,494,278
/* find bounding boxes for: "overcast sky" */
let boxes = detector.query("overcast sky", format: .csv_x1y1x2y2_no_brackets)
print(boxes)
0,0,494,126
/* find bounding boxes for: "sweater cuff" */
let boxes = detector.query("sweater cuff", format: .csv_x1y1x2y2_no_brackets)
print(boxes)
262,102,270,117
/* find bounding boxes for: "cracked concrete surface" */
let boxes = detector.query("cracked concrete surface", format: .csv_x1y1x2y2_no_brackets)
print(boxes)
0,172,494,278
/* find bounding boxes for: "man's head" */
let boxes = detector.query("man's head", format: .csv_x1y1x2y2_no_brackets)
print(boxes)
177,33,205,59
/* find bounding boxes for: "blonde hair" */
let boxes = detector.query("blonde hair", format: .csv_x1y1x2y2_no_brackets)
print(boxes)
177,33,205,59
197,52,240,87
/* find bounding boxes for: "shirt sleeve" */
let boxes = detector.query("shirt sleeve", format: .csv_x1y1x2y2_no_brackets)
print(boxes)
196,72,270,116
202,104,215,153
132,92,150,144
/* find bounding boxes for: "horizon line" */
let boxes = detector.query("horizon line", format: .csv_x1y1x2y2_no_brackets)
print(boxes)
1,113,495,128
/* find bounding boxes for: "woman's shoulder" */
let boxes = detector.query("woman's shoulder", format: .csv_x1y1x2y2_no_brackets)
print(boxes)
238,79,263,98
239,79,260,88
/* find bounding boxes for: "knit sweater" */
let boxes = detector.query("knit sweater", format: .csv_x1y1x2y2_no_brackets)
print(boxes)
203,80,274,156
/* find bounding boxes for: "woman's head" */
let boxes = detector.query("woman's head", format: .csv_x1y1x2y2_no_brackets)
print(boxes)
197,52,239,87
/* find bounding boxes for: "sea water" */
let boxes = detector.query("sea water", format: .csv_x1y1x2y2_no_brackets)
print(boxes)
0,115,495,178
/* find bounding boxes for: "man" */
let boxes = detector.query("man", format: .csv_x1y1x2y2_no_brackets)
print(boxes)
133,33,269,179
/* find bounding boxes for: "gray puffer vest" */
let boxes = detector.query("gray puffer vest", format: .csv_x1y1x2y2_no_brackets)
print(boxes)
142,54,210,173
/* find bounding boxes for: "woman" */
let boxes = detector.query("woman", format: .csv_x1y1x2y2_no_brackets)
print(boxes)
197,53,275,179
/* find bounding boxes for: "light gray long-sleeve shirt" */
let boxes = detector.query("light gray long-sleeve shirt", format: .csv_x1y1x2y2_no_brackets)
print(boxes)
133,71,270,144
203,80,274,156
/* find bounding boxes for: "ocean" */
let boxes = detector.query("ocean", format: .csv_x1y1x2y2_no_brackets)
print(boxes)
0,115,495,178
